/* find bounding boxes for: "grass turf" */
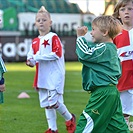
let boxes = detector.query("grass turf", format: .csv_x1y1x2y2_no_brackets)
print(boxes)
0,62,132,133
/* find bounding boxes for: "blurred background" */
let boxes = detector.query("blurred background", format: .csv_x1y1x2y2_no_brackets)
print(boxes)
0,0,118,62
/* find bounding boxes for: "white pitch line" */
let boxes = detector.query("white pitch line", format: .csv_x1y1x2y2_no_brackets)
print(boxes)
17,89,85,93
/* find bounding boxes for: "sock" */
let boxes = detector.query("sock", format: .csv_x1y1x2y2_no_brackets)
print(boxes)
124,116,130,125
45,108,57,131
54,102,72,121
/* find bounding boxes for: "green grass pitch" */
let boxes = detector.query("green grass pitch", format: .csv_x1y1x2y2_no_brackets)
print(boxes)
0,62,132,133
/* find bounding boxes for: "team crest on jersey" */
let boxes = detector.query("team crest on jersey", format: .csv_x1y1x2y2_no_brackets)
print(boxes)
42,39,50,47
120,51,133,57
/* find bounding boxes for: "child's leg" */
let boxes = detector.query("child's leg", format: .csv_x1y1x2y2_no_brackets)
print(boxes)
49,91,76,133
38,89,58,132
124,115,130,125
120,90,133,125
45,108,57,131
38,87,76,133
0,92,3,104
48,91,72,121
53,102,76,133
53,101,72,121
75,86,129,133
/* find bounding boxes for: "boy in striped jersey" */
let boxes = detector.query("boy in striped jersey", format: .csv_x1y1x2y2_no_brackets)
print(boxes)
26,6,76,133
113,0,133,126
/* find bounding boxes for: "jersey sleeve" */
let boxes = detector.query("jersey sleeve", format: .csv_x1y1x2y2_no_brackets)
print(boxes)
76,37,106,63
0,58,6,84
27,44,34,60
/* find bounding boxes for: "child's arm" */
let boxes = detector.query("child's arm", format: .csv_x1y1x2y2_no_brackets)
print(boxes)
76,26,106,62
26,59,35,67
26,44,36,67
76,26,88,37
0,59,6,92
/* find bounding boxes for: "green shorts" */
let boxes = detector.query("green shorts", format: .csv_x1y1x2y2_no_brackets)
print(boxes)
0,92,4,104
75,85,130,133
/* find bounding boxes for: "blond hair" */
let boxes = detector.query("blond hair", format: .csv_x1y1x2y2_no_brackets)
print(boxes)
92,15,122,39
36,6,51,18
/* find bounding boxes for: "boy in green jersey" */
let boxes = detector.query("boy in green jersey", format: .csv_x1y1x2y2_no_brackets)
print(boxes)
75,15,130,133
0,15,7,104
0,58,7,104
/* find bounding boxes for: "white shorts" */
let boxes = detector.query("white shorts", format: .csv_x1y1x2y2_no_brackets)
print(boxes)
120,89,133,116
38,88,63,108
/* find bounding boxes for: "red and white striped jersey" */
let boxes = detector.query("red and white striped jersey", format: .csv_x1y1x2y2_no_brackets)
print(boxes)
113,29,133,91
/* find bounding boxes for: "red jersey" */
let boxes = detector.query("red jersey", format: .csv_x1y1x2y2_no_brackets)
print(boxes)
113,29,133,91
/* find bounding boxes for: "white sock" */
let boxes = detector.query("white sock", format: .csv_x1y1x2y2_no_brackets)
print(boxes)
54,102,72,121
45,108,57,131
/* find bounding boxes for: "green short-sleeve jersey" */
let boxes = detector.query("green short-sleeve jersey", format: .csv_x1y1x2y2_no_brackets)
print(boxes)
76,37,121,91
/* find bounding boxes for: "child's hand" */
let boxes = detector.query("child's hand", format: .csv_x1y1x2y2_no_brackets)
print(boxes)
76,26,88,37
26,59,35,67
0,84,5,92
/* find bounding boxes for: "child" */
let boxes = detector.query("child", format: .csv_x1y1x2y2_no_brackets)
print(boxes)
0,58,7,104
113,0,133,126
75,15,130,132
26,6,76,133
0,15,7,104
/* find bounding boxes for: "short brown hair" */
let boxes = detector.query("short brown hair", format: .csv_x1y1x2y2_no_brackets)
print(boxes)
113,0,133,19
